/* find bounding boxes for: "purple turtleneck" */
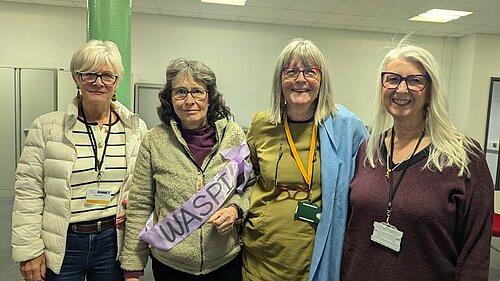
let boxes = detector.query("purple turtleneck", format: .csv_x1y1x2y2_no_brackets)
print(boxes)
181,125,216,168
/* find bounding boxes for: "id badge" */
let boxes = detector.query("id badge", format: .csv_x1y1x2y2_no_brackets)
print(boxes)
85,189,112,205
370,221,403,252
294,201,321,225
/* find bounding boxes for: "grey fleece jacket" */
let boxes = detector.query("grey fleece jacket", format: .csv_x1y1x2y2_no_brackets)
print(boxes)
121,118,252,275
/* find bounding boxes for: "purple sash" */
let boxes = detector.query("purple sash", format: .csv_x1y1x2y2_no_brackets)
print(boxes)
138,142,252,251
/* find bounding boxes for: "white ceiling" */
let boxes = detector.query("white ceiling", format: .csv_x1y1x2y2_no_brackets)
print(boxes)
3,0,500,37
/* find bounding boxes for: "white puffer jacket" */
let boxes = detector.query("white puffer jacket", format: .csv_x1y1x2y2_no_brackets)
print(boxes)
11,97,147,274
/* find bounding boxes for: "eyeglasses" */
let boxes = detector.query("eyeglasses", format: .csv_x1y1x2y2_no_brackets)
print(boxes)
77,71,118,85
172,87,208,101
381,72,430,92
282,66,322,81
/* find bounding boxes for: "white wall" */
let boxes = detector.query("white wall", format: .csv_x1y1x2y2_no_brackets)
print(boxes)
1,1,497,141
130,13,448,127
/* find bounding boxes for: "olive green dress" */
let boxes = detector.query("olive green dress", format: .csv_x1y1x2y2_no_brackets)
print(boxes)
242,112,322,281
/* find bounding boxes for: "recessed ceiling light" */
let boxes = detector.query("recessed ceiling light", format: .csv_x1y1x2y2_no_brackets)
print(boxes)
409,9,473,23
201,0,246,6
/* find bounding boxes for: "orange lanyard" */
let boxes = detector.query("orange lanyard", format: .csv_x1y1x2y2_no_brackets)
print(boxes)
283,114,317,186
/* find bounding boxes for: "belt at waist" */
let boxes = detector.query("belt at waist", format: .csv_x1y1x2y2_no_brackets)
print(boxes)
69,216,115,234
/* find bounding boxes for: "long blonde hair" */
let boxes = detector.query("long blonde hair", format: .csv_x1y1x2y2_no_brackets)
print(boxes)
366,37,479,177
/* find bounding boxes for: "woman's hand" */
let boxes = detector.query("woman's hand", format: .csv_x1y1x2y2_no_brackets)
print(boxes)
20,254,46,281
207,206,239,235
125,278,140,281
116,197,128,228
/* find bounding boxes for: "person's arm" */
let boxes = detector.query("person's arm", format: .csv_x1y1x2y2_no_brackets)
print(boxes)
121,133,156,272
11,117,47,280
116,118,148,228
455,149,494,280
212,122,256,233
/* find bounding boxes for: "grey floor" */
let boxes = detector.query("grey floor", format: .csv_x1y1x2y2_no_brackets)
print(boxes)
1,196,500,281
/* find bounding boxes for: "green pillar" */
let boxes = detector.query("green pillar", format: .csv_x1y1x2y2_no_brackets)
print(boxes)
87,0,132,109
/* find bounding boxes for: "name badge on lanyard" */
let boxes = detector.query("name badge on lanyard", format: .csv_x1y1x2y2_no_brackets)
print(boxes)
371,128,425,252
85,189,112,205
371,221,403,252
283,115,320,225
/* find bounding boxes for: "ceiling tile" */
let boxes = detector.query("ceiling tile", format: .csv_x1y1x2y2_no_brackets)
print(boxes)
238,16,276,24
201,13,238,21
156,0,200,12
375,5,430,20
201,3,242,16
159,9,199,18
316,13,364,25
346,25,384,32
311,22,349,29
240,6,283,19
275,19,313,27
453,13,500,26
485,20,500,28
354,16,406,29
288,0,342,13
2,0,500,38
245,0,293,9
345,0,398,3
279,10,325,22
420,22,475,33
330,1,389,16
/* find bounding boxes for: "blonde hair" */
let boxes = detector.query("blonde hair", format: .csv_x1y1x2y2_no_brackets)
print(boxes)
70,39,124,86
366,36,479,177
268,38,336,125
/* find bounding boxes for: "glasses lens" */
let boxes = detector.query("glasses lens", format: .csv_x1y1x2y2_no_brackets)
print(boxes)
382,73,402,89
101,74,117,85
283,67,321,80
172,88,207,100
79,72,117,85
283,68,299,79
81,73,97,83
173,88,188,100
407,75,428,91
190,89,207,101
304,67,320,79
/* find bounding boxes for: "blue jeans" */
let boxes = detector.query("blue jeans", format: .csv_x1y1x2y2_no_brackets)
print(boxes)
45,227,123,281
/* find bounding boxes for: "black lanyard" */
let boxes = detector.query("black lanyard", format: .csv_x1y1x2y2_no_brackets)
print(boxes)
385,127,425,223
80,104,113,181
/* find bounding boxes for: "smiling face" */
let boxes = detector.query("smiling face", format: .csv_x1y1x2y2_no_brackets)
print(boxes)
75,63,117,106
281,57,321,118
382,58,430,125
171,75,209,130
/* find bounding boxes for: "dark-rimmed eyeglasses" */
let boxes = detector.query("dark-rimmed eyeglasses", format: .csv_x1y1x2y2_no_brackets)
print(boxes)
77,71,118,85
381,71,430,92
172,87,208,101
282,66,322,81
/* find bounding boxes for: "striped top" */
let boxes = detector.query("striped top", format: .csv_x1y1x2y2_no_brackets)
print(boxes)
69,116,126,223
